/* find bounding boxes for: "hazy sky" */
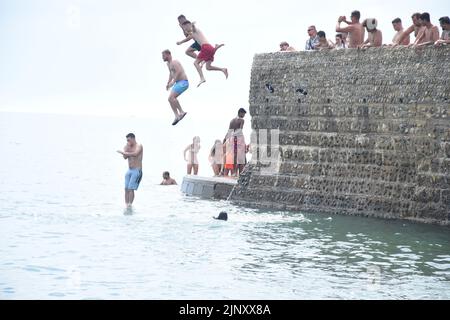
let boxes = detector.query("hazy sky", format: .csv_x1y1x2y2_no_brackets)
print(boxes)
0,0,448,179
0,0,448,120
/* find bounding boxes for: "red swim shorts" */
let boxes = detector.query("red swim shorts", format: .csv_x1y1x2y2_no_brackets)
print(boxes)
197,44,216,62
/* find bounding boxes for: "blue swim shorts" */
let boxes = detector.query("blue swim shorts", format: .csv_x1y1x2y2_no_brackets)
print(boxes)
125,168,143,190
172,80,189,95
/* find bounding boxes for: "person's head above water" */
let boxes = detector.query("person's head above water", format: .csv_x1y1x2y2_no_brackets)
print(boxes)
163,171,170,179
213,211,228,221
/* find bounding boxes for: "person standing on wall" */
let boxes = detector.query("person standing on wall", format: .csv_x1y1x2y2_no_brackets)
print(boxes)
305,25,320,50
435,16,450,47
411,12,440,47
224,108,247,177
336,10,365,48
360,18,383,48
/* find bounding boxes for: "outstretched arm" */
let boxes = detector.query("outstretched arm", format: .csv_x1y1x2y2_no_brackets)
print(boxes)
177,34,193,45
359,38,370,48
415,28,440,47
435,38,450,46
395,25,414,45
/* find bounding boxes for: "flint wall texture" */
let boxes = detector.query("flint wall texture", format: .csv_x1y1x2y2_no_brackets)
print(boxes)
230,47,450,225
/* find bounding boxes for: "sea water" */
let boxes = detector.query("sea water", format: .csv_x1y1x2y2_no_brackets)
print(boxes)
0,112,449,299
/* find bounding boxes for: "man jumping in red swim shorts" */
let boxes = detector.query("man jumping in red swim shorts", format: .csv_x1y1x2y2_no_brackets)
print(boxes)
180,21,228,87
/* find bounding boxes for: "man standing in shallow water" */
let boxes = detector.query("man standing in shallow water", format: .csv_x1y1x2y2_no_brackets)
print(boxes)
117,133,143,208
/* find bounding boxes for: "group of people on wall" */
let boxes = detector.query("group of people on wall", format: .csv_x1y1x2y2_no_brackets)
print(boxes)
279,11,450,51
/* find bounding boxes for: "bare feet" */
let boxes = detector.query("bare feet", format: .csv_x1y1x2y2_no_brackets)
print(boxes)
178,112,187,122
223,68,228,79
197,79,206,87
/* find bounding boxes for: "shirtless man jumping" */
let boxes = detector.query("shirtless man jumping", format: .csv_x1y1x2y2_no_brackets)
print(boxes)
178,20,228,87
117,133,143,208
177,15,201,60
336,10,365,48
162,49,188,125
177,15,223,63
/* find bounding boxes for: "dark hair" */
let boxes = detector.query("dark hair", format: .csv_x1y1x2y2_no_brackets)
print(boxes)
177,14,186,20
126,133,135,139
182,20,191,25
163,171,170,176
420,12,430,22
411,12,421,19
214,211,228,221
439,16,450,25
392,18,401,24
162,49,171,55
351,10,361,20
238,108,247,114
317,31,326,38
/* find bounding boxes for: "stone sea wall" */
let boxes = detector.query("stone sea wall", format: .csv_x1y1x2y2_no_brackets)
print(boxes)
230,46,450,225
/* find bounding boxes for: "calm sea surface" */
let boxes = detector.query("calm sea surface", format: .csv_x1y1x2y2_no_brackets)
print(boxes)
0,112,449,299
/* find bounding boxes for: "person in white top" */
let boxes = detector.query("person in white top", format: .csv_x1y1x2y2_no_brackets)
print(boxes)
334,33,347,49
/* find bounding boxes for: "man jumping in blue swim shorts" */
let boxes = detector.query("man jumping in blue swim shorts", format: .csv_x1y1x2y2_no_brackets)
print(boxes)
162,49,188,126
